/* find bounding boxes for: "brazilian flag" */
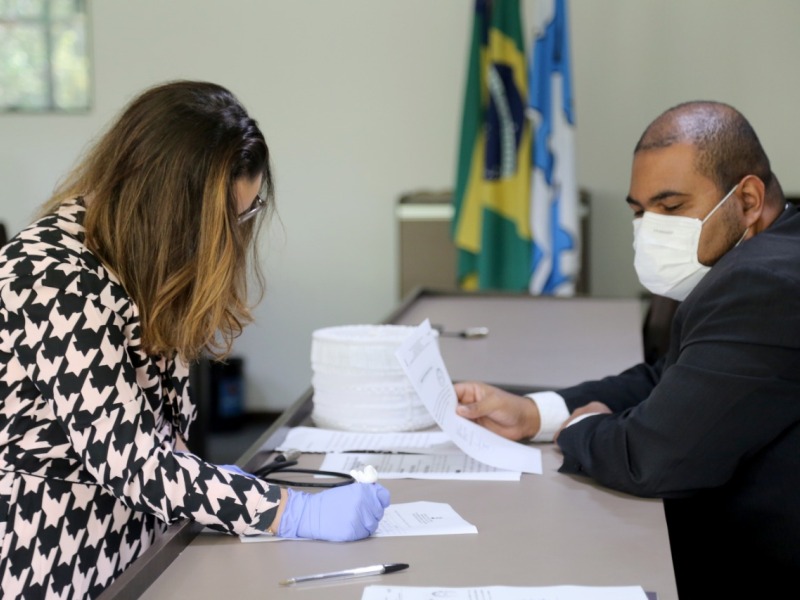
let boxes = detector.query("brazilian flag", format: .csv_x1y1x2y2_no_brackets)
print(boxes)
451,0,532,291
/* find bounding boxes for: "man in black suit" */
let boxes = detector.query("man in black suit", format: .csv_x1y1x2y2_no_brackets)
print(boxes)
455,101,800,598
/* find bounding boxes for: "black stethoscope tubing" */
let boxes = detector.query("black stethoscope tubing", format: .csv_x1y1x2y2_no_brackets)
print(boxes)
252,459,356,488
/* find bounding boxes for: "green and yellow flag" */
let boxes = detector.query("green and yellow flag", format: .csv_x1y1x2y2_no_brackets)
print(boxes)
452,0,532,291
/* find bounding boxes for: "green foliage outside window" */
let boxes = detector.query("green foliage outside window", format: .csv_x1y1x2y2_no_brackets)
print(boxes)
0,0,91,112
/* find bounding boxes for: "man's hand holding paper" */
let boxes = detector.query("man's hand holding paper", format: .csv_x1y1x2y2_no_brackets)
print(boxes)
454,382,541,441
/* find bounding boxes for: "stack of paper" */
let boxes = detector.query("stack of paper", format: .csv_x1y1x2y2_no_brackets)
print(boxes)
361,585,651,600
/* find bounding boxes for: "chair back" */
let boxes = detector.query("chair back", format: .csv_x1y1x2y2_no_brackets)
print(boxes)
642,294,680,364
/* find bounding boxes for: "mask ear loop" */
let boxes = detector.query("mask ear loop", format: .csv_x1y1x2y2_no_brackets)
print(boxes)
708,181,751,248
734,227,749,247
702,183,739,224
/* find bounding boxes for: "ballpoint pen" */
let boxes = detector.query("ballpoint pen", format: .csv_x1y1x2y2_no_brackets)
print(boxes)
279,563,409,586
432,325,489,339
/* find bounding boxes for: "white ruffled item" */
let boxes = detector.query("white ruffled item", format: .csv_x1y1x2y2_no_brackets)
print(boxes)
310,324,437,433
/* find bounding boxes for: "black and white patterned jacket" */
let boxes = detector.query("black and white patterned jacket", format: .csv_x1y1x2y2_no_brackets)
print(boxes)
0,199,280,599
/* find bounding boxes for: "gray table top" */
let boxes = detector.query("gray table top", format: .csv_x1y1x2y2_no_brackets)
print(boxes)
106,291,677,600
140,445,676,599
387,293,644,390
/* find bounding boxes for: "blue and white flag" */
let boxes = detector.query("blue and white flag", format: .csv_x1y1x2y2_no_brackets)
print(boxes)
528,0,580,295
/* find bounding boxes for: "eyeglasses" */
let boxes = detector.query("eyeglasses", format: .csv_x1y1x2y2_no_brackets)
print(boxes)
237,192,267,225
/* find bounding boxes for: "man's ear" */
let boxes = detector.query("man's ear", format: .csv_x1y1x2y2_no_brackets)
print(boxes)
738,174,766,227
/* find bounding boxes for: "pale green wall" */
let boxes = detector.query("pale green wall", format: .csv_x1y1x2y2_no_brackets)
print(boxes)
1,1,799,410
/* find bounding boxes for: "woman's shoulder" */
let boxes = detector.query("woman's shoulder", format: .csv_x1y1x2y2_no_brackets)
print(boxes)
0,200,131,314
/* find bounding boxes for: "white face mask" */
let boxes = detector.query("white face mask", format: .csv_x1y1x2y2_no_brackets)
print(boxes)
632,185,739,301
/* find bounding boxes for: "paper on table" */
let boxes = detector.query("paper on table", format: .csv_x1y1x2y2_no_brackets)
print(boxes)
395,320,542,474
320,452,521,481
362,585,650,600
373,501,477,537
272,426,458,454
238,501,476,542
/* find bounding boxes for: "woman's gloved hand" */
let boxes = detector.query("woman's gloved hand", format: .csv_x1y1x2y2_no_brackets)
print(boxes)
277,483,390,542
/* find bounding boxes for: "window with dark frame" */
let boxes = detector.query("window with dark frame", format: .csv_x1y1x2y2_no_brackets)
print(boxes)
0,0,91,113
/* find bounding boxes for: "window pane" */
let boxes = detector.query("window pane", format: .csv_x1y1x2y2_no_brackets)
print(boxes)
6,0,45,18
51,0,82,20
0,22,47,110
51,17,89,109
0,0,90,112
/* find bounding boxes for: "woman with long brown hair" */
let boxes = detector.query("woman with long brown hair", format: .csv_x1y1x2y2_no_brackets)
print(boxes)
0,80,389,598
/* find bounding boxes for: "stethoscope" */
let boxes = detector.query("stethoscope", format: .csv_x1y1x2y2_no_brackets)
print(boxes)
252,450,355,488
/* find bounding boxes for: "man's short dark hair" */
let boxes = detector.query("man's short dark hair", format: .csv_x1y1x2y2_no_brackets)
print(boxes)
635,101,774,195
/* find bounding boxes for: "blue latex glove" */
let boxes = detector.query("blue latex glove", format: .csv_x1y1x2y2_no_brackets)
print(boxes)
219,464,250,476
277,483,390,542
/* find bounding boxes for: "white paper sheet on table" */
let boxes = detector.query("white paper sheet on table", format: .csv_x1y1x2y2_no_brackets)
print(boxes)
373,501,477,537
239,501,476,542
272,426,458,454
319,452,521,481
361,585,650,600
395,320,542,474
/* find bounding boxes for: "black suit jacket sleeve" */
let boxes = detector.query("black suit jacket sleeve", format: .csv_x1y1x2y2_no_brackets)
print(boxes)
558,357,664,413
555,258,800,499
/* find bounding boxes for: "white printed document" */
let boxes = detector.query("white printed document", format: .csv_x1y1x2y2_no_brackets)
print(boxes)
362,585,649,600
319,451,520,481
272,426,457,454
373,501,477,537
395,320,542,474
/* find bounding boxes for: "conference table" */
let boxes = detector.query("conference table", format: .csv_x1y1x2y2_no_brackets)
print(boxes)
100,290,679,600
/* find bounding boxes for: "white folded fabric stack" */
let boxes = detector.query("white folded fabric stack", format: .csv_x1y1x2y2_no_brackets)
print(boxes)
310,324,436,432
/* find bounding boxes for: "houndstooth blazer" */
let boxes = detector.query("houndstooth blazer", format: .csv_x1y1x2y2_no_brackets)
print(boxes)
0,199,280,599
